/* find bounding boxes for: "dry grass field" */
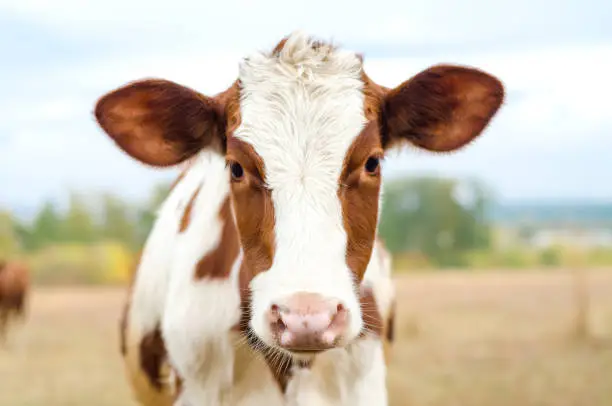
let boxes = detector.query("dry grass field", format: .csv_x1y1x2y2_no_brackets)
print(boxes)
1,269,612,406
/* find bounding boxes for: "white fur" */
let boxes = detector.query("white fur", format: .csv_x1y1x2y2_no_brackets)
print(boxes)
235,31,367,348
286,339,387,406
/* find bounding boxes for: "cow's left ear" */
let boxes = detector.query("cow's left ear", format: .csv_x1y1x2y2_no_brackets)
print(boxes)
380,65,504,152
94,79,227,167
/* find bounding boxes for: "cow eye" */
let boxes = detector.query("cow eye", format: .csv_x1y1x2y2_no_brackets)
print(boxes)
364,157,380,174
230,162,244,181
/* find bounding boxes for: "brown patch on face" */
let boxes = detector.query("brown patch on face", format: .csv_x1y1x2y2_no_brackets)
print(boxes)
226,136,275,278
179,184,202,233
358,284,384,338
338,121,383,281
194,197,240,280
139,327,167,391
225,136,280,389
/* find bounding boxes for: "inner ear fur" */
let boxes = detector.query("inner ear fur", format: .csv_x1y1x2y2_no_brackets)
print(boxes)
94,79,227,167
379,64,505,152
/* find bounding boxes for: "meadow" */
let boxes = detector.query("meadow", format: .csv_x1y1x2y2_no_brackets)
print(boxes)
1,269,611,406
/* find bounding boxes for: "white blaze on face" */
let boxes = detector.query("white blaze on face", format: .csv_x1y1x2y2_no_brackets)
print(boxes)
234,32,368,346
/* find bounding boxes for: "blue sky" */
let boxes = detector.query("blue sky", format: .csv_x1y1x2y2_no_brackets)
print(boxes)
1,0,611,214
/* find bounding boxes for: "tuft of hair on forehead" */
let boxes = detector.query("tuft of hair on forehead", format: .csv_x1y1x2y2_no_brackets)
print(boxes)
234,30,368,194
241,31,364,82
271,31,336,59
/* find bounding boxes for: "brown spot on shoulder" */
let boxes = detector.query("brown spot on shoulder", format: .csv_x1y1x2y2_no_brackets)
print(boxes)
179,184,202,233
139,327,167,391
194,197,240,280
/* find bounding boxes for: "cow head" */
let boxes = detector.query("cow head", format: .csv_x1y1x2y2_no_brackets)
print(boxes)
94,32,504,358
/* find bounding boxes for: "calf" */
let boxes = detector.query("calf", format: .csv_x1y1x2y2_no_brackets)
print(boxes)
96,31,503,405
0,260,29,342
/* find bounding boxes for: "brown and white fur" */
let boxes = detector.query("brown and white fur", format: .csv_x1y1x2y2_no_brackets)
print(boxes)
95,31,504,406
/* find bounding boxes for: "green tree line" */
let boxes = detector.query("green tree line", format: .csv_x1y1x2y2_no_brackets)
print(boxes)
3,184,170,256
379,176,493,268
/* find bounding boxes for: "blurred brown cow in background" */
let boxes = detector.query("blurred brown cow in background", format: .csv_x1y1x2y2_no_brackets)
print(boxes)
0,260,30,342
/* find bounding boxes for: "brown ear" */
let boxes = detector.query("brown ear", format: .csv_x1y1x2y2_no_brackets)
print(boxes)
381,65,504,152
94,79,224,167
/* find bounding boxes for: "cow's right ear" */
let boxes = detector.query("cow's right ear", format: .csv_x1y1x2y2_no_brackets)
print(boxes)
94,79,225,167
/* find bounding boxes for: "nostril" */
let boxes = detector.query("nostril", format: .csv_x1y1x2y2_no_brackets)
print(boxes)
276,318,287,332
268,303,282,325
329,303,348,329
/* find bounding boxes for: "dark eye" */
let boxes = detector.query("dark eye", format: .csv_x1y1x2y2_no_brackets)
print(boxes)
364,157,380,174
230,162,244,181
